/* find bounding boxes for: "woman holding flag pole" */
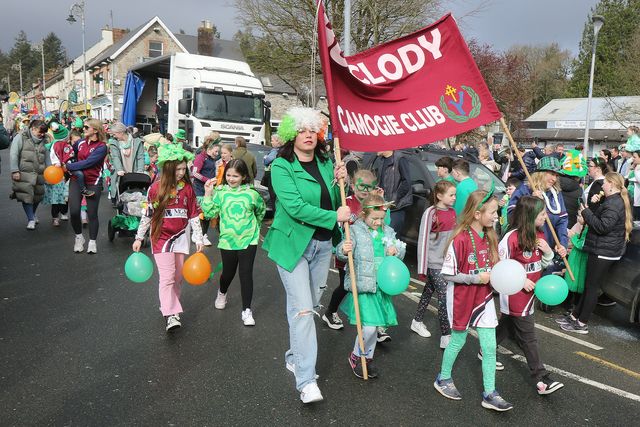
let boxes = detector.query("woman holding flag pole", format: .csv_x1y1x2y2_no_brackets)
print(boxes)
262,107,352,404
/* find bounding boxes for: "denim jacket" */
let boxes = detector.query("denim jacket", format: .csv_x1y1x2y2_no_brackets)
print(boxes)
336,219,406,293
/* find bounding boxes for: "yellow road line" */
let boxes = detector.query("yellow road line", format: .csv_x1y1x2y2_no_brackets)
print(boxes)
575,351,640,380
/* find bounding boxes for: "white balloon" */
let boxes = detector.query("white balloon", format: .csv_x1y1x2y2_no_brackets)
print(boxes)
490,259,526,296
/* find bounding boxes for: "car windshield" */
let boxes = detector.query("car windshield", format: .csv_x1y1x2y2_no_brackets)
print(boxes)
193,89,264,123
424,155,506,194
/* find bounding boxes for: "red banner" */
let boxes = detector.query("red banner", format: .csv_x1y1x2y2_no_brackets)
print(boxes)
317,2,501,151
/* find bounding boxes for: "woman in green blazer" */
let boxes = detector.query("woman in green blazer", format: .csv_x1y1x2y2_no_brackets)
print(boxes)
263,107,350,404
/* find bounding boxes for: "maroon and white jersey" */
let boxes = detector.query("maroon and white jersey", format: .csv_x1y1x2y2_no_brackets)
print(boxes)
498,229,545,316
146,181,201,254
441,228,498,331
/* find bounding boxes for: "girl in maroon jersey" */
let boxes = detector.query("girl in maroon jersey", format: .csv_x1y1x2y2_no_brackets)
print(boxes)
133,144,204,333
497,196,564,395
414,180,456,348
434,190,514,412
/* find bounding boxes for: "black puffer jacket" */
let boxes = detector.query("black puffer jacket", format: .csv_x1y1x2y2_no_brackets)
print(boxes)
560,175,582,228
582,193,627,258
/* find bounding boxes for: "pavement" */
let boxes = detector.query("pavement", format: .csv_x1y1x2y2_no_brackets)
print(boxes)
1,149,639,425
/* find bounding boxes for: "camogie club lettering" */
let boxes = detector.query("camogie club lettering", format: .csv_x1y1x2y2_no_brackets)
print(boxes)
327,27,483,137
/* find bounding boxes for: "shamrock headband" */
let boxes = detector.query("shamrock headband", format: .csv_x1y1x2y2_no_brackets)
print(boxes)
157,143,195,168
476,181,496,210
363,201,395,211
277,107,324,143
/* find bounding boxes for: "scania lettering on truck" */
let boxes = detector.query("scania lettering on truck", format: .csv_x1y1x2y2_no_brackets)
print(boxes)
127,52,270,147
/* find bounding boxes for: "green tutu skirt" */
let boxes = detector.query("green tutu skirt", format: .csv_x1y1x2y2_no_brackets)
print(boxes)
566,228,588,294
340,289,398,328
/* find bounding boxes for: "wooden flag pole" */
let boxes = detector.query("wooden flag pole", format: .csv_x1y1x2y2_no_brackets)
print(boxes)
499,117,575,281
333,136,369,380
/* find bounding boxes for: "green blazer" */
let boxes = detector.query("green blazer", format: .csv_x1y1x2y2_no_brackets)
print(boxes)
263,155,340,272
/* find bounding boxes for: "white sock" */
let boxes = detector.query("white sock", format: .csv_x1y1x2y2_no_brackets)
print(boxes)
89,240,96,244
76,234,83,239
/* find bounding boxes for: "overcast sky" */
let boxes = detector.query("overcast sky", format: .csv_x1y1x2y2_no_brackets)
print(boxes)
1,0,599,59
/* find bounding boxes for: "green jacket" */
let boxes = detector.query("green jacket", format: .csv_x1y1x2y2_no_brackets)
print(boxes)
232,146,257,182
201,184,266,250
263,155,340,272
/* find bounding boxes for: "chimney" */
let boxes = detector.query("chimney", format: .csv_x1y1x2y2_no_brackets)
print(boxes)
112,28,128,43
197,20,214,56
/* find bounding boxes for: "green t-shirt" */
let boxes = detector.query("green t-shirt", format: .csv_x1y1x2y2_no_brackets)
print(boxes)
438,175,457,186
453,176,478,215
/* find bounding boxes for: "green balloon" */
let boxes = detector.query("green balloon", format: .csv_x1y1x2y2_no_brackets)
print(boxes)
125,252,154,283
534,275,569,306
376,256,410,296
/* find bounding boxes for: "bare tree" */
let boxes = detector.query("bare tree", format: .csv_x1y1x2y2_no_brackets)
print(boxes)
235,0,442,105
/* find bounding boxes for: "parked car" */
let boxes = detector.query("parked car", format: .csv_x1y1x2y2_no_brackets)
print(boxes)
602,225,640,322
246,142,275,217
362,146,506,245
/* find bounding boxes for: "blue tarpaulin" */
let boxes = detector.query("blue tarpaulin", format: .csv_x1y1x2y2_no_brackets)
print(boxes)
121,72,145,126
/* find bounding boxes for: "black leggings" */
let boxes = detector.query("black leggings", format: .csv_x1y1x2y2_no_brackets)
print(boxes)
573,253,615,323
68,180,102,240
327,268,348,314
51,203,68,218
219,245,257,310
414,268,450,336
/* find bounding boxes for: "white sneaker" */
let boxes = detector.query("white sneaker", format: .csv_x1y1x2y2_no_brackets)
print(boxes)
440,335,451,349
73,235,85,253
411,319,431,338
26,220,36,230
202,235,212,246
242,308,256,326
214,291,227,309
60,213,69,221
166,314,181,332
87,240,97,254
300,382,323,404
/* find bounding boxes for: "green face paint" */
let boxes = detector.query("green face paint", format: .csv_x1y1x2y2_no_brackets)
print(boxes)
355,178,378,192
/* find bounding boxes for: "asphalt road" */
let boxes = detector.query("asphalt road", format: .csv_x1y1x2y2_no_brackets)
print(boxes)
1,150,639,425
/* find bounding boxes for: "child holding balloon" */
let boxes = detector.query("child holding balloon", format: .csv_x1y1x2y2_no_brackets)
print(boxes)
132,144,204,332
434,190,514,412
414,180,457,347
496,196,564,395
336,193,406,379
201,158,265,326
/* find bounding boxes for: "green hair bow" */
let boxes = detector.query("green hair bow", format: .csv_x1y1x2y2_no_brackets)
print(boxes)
157,143,195,168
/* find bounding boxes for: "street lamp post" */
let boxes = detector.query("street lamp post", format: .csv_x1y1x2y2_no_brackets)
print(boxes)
11,62,23,95
583,14,605,159
34,43,47,113
2,76,10,92
67,0,87,111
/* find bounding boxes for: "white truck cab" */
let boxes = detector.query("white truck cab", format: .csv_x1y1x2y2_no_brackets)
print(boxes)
129,52,271,148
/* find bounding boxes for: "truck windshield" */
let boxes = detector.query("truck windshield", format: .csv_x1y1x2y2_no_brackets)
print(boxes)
193,89,264,123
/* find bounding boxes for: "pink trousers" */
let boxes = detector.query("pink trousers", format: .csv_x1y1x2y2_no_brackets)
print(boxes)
153,252,185,316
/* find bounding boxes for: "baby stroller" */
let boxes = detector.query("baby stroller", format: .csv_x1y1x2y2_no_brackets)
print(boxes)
108,172,152,246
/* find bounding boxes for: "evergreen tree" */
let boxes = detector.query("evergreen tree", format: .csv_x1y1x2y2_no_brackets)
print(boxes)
568,0,640,97
42,32,67,72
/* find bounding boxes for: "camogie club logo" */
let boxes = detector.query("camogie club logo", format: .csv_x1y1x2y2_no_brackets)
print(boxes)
439,84,481,123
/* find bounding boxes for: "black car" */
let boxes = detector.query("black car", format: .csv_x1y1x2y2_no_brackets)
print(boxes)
602,225,640,322
362,147,506,245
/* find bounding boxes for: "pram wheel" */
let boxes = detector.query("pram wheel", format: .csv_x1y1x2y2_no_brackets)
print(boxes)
108,220,116,242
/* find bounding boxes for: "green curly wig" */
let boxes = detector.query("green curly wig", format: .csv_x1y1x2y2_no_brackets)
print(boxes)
157,143,195,168
277,107,324,143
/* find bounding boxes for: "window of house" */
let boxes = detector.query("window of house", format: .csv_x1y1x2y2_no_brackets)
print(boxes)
149,41,163,58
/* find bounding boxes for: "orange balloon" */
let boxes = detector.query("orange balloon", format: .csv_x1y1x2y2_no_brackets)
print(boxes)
182,252,212,286
44,166,64,185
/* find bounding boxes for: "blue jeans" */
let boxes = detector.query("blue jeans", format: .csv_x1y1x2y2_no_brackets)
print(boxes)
22,202,40,221
390,209,406,233
277,239,333,391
